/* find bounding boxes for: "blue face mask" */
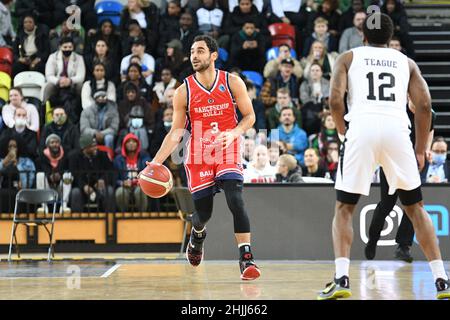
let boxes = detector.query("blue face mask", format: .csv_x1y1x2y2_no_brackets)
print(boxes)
432,153,446,166
131,118,143,128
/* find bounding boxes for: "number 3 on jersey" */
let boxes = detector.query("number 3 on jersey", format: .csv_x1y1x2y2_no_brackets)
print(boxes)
211,122,219,134
366,72,396,102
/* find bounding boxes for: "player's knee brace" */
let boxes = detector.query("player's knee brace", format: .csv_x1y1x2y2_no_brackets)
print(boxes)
221,180,251,233
192,195,214,230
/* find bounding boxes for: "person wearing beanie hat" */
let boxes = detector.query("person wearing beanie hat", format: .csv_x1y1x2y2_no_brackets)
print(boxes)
37,127,71,213
68,133,115,213
79,133,97,150
45,134,61,147
80,88,119,150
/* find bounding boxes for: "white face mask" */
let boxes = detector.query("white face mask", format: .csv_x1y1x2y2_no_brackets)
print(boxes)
131,118,143,129
15,118,27,128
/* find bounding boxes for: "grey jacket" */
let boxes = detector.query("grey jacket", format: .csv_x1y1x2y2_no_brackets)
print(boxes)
0,2,15,45
80,101,119,138
339,27,364,53
299,78,330,105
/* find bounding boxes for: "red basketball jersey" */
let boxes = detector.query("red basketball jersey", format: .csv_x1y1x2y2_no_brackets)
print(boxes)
183,69,244,196
184,69,240,164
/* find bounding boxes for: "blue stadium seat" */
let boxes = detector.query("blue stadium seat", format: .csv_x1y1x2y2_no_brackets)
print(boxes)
266,47,297,61
215,48,229,69
95,0,124,26
241,70,263,95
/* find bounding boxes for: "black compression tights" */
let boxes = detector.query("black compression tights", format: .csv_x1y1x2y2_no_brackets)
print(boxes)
191,180,251,233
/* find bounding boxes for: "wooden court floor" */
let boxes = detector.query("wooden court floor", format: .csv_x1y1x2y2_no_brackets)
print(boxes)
0,259,446,300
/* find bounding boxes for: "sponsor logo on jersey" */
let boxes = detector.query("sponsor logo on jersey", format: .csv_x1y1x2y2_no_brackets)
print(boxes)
208,98,214,104
200,170,214,178
219,84,225,92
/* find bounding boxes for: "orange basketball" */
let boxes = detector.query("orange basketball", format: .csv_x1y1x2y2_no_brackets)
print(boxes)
138,163,173,198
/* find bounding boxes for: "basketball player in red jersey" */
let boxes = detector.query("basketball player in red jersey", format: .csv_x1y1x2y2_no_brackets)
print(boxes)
149,35,260,280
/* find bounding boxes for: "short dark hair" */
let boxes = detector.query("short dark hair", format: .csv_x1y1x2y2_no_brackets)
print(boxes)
127,62,142,74
280,106,295,117
60,36,74,46
389,35,401,43
192,35,218,53
363,13,394,45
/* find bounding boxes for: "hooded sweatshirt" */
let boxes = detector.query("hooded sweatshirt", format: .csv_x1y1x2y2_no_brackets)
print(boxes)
114,132,152,187
122,133,141,183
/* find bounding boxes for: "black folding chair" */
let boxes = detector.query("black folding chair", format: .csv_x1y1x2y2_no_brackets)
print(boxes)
172,187,195,256
8,189,59,262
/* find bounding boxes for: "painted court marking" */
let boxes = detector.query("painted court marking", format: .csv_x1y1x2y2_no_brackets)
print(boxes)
101,264,121,278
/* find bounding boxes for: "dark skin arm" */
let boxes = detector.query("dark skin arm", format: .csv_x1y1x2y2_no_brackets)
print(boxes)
329,51,353,138
407,58,432,172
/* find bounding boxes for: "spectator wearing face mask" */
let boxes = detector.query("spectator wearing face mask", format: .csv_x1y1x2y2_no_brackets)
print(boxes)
114,132,151,212
44,37,86,103
244,144,277,183
150,106,173,158
40,107,80,153
80,90,119,150
116,105,151,154
118,82,154,133
2,87,40,132
422,137,449,183
0,106,38,161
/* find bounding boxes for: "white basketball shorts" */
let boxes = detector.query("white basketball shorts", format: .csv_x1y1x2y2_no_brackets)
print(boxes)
335,114,421,196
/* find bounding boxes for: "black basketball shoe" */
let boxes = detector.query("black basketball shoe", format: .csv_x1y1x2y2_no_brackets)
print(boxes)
239,252,261,281
436,278,450,299
317,275,352,300
394,245,413,263
186,228,206,267
365,239,378,260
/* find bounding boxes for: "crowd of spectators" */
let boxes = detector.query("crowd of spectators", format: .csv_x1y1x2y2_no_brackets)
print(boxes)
0,0,442,213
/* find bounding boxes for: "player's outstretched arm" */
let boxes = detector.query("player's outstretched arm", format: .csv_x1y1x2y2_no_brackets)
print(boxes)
329,51,352,140
217,74,255,149
408,58,432,171
152,84,188,164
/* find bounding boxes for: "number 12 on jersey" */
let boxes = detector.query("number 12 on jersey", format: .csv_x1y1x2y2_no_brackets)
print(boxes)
366,72,396,102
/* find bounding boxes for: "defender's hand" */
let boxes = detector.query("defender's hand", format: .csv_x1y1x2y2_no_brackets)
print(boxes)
416,152,425,172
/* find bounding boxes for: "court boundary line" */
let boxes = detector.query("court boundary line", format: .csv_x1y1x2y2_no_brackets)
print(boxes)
101,264,121,278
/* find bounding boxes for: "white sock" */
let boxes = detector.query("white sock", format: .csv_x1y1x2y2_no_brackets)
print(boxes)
335,257,350,279
193,226,205,234
429,260,448,281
